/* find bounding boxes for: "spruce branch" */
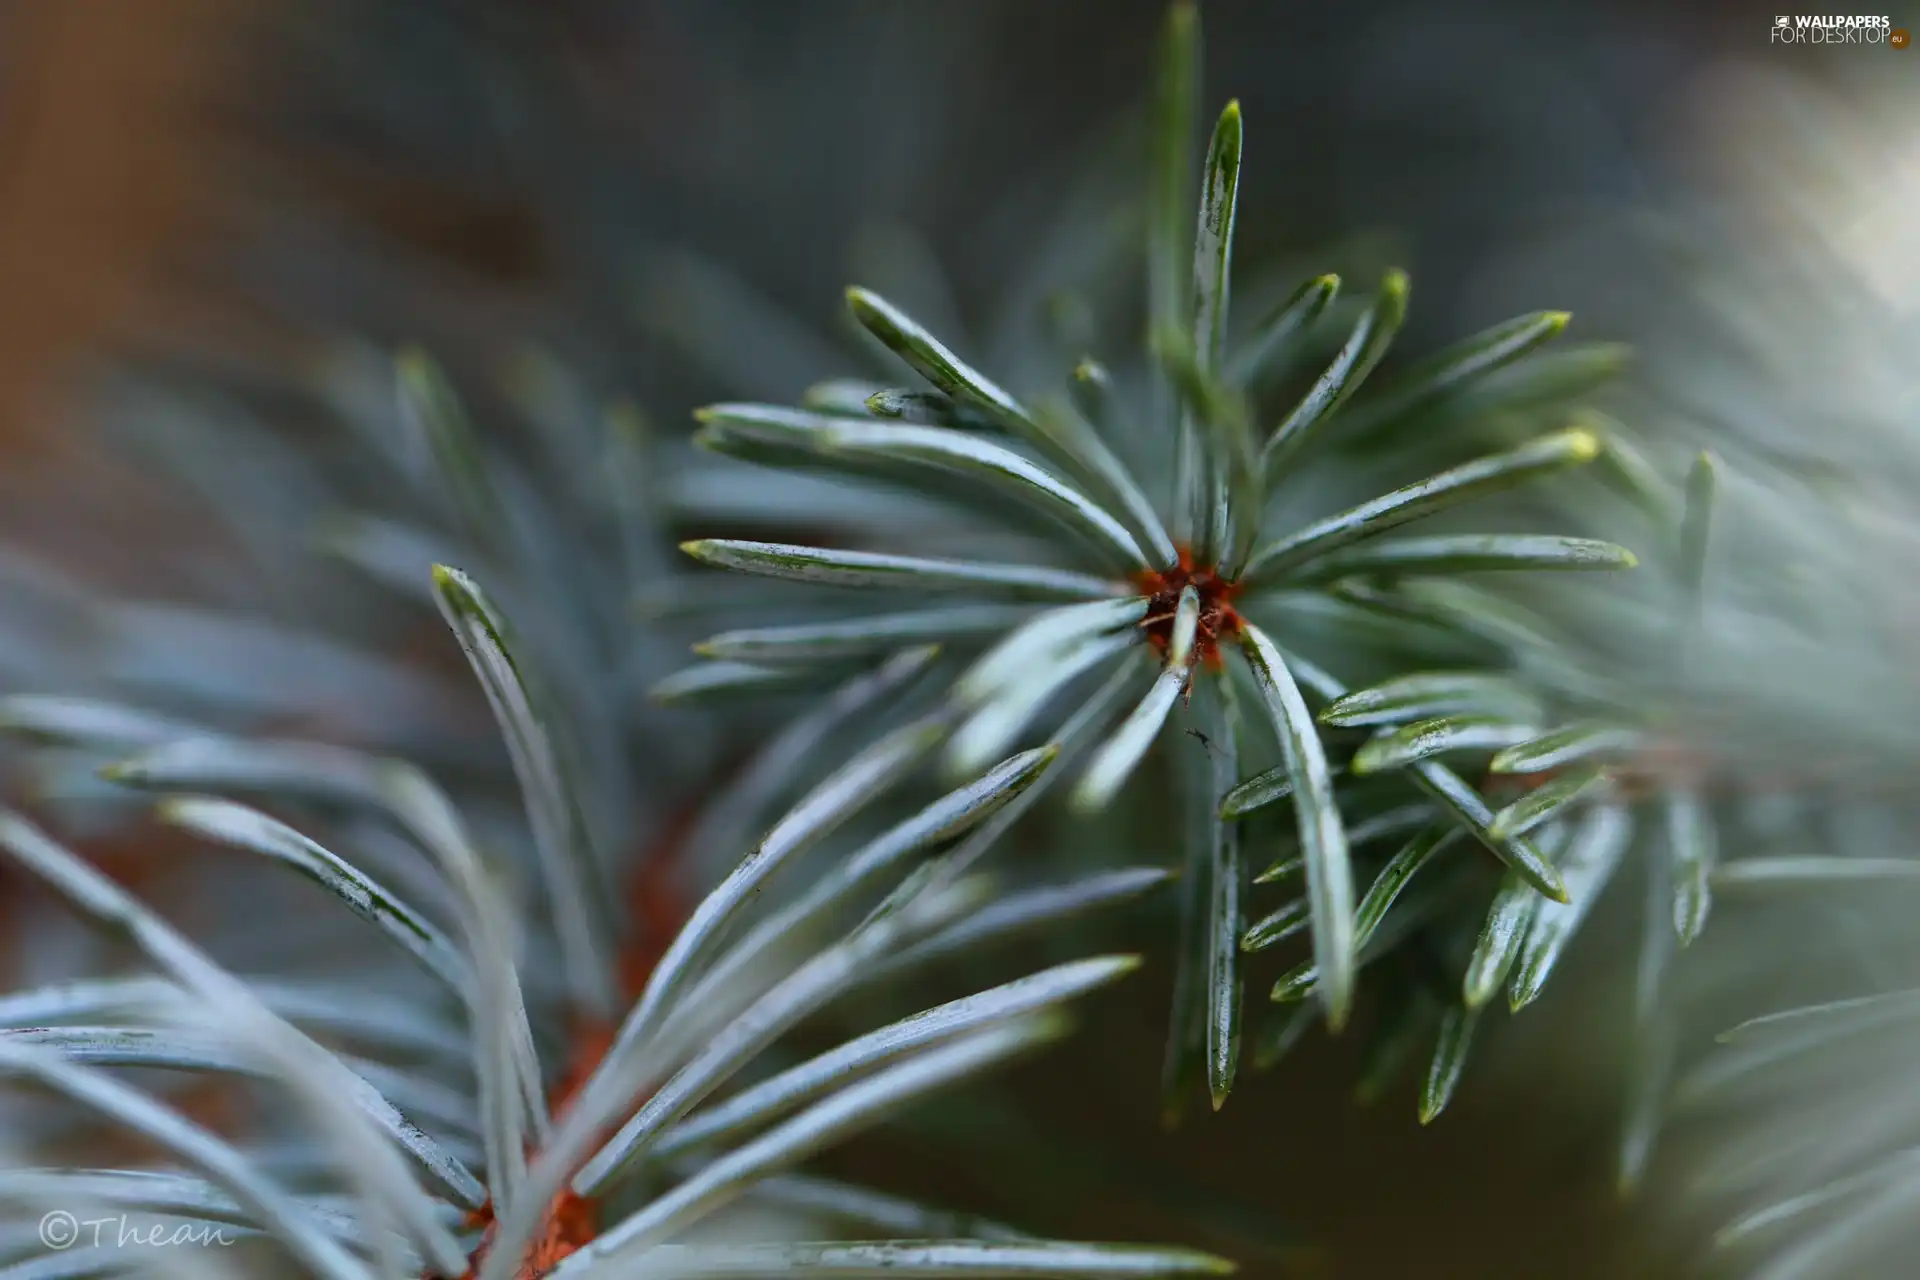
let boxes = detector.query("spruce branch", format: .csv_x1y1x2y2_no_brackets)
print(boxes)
665,3,1626,1112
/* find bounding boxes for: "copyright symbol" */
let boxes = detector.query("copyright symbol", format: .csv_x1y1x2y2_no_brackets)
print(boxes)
38,1211,79,1251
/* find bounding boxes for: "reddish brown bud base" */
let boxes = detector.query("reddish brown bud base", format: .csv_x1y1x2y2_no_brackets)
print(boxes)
456,806,697,1279
1131,545,1244,670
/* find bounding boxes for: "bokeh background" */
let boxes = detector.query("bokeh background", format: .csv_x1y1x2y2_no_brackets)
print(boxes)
4,3,1913,1276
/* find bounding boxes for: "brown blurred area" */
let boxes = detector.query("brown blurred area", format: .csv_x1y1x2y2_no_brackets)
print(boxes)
0,0,548,582
0,0,253,457
0,0,271,584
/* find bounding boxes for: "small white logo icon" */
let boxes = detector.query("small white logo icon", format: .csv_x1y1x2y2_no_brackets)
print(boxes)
38,1212,79,1251
1775,14,1791,25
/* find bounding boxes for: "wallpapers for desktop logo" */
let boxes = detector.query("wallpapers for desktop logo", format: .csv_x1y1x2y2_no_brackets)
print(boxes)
1771,14,1906,43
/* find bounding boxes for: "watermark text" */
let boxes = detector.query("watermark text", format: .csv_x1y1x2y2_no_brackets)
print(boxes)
38,1210,237,1252
1771,14,1904,44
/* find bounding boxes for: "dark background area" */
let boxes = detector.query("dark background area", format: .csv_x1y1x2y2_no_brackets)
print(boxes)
0,0,1789,451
